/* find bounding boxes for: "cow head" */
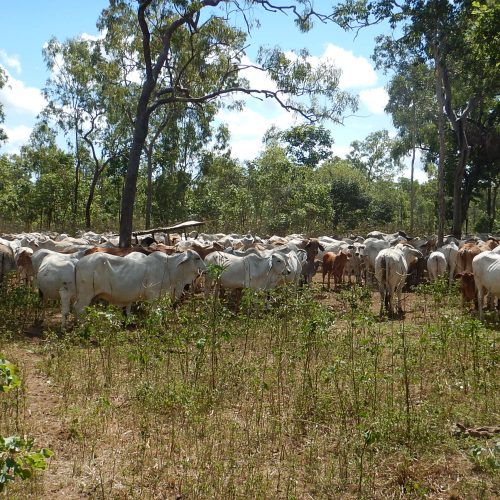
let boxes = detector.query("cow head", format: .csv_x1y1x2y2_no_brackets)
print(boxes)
181,250,207,274
271,253,289,275
302,238,325,261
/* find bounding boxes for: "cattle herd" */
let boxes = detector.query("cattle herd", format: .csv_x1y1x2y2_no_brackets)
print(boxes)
0,228,499,327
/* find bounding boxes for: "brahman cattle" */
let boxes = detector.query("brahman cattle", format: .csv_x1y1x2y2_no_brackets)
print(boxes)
0,243,16,283
472,251,500,321
36,253,79,329
375,243,422,316
74,250,206,316
427,251,447,282
204,251,289,310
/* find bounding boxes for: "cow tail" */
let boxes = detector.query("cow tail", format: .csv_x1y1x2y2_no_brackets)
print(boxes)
380,255,389,309
380,255,387,288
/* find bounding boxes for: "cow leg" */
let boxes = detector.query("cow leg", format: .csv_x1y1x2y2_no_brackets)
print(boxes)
234,289,242,314
397,286,403,316
477,286,484,321
379,287,385,315
486,291,495,310
449,261,456,286
59,287,72,330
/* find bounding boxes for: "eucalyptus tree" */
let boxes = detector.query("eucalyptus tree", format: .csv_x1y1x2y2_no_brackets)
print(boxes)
17,123,75,230
96,0,357,247
347,130,403,182
43,36,131,230
264,124,335,169
333,0,500,238
386,62,437,232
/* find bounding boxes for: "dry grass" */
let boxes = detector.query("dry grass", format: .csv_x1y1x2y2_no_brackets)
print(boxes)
0,279,499,498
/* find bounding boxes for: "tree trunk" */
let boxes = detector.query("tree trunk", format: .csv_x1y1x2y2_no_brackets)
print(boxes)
451,144,469,238
145,147,153,229
73,123,80,229
409,134,416,233
492,182,498,230
434,50,447,246
85,171,99,230
119,103,150,247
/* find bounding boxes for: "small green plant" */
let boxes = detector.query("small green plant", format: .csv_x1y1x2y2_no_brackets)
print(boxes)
468,442,500,472
0,436,53,490
0,356,53,491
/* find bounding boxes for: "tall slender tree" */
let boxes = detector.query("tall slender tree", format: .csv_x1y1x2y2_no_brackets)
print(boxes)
96,1,357,247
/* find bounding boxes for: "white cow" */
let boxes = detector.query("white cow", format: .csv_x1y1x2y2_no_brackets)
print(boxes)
343,243,365,285
427,251,447,282
204,251,289,305
375,243,422,316
472,251,500,321
279,250,305,286
15,247,34,285
31,248,86,276
74,250,206,315
364,238,391,283
436,242,459,284
36,253,78,328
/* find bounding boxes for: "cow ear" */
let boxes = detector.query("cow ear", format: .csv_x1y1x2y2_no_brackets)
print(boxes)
305,240,311,249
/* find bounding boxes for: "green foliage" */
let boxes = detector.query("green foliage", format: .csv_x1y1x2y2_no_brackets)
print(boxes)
0,358,20,393
328,162,369,230
0,358,53,491
468,442,500,472
348,129,403,181
264,124,334,168
0,436,53,491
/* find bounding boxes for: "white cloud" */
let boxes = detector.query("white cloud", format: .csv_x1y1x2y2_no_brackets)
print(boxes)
2,124,32,153
216,99,298,161
80,31,106,42
331,144,351,158
238,56,278,92
0,50,22,74
307,44,378,90
214,47,383,162
359,87,389,114
0,67,46,117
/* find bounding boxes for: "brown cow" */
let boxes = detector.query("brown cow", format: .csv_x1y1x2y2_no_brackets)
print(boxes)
456,242,482,274
148,243,177,254
456,271,476,307
16,249,34,285
298,238,325,263
479,238,499,252
188,241,224,260
322,251,350,290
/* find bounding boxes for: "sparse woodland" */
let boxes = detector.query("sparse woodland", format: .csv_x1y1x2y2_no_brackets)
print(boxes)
0,1,499,497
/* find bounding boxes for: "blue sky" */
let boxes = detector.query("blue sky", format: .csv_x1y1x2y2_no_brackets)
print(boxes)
0,1,426,180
